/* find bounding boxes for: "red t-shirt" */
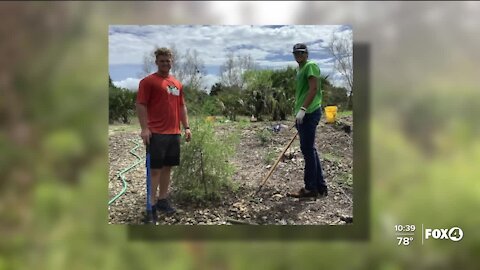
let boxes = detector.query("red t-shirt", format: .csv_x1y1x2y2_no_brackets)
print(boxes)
136,73,185,134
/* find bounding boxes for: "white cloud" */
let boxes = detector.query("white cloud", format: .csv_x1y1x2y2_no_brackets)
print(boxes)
113,78,141,91
109,25,352,87
109,25,350,65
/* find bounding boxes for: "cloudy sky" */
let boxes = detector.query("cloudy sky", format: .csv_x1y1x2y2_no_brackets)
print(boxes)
109,25,352,91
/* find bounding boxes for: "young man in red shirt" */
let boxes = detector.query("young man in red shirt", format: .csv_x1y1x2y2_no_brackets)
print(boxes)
136,47,191,219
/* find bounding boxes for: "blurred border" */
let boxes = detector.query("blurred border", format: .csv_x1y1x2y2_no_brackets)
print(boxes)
126,43,370,241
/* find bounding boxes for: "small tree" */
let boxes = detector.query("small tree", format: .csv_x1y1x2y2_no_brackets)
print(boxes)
220,52,256,89
209,82,224,96
175,48,205,90
140,45,206,90
172,120,237,202
243,68,296,121
183,85,209,116
217,86,245,121
109,77,136,124
327,28,353,109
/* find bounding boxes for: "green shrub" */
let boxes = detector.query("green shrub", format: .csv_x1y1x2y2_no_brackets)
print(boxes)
201,96,223,116
256,128,272,146
264,150,276,165
339,172,353,187
183,86,209,116
217,88,245,121
172,119,238,202
108,85,136,124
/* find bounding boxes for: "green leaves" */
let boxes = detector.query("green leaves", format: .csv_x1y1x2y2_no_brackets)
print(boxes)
108,81,136,124
321,74,349,109
243,68,296,121
172,119,237,202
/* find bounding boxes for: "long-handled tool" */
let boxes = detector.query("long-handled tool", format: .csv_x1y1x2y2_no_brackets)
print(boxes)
255,130,298,195
144,144,157,224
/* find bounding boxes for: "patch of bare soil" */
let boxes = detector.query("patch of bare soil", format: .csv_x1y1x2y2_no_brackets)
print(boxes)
108,115,353,225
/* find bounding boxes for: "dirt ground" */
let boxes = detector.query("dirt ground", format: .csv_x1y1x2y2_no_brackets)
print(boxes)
108,114,353,225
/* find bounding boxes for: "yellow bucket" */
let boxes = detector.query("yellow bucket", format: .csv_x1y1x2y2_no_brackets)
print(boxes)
324,106,338,123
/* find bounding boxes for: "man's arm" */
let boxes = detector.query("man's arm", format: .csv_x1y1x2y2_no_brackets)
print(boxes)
180,104,191,142
179,104,189,129
302,76,318,109
136,103,151,145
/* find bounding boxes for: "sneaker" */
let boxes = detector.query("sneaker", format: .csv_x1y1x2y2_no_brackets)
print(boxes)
156,199,176,215
144,205,158,224
287,188,318,198
318,187,328,197
152,205,158,220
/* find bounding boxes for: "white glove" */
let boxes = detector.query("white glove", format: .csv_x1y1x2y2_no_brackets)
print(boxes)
296,107,306,124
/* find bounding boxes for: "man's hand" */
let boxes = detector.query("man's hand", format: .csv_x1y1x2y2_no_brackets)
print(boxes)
184,128,192,142
296,107,306,124
140,128,152,145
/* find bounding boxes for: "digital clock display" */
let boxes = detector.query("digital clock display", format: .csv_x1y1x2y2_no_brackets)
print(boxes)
395,225,416,232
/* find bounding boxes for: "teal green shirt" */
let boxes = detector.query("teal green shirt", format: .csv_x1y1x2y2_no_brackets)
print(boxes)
294,60,322,114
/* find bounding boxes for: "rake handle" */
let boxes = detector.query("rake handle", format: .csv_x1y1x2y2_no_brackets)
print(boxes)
256,131,298,194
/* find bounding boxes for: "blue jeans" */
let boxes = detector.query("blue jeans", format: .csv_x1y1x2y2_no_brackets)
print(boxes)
296,108,327,192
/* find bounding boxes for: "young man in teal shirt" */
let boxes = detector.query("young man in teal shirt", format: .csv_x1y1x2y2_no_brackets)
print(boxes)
287,43,328,198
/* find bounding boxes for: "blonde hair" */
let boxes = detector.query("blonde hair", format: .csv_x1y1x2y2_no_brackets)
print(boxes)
154,47,173,59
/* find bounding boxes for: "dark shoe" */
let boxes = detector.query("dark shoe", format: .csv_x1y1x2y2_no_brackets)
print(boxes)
144,205,158,224
287,188,318,198
318,187,328,197
152,205,158,220
156,199,176,215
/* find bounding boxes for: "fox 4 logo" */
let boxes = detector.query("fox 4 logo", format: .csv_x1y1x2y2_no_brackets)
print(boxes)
425,227,463,242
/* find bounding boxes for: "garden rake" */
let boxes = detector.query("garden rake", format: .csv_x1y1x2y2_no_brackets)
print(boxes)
255,125,298,195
